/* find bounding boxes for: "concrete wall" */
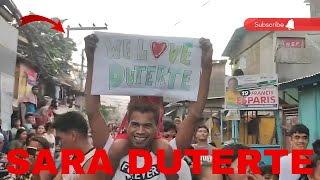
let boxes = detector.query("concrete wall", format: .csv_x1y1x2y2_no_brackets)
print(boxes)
233,42,260,75
0,16,18,76
0,15,18,131
231,33,275,76
233,31,320,83
277,33,320,82
310,0,320,18
259,34,276,75
208,61,226,98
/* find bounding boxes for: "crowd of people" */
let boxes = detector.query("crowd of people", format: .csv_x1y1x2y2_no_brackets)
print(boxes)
0,34,319,180
0,85,61,179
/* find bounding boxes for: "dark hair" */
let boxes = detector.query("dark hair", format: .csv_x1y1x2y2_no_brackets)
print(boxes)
228,77,238,84
52,111,88,137
11,118,21,128
220,143,250,166
209,142,216,147
259,165,279,179
306,154,320,174
15,128,27,140
27,136,50,149
163,120,177,133
45,122,53,131
50,100,58,108
127,101,160,125
32,85,39,90
36,124,45,131
25,113,34,119
112,126,118,131
196,124,209,133
233,69,244,76
313,139,320,154
259,165,273,175
288,124,309,137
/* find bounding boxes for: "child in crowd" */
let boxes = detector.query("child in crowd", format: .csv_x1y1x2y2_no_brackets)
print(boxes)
24,113,35,131
10,118,24,139
35,125,45,137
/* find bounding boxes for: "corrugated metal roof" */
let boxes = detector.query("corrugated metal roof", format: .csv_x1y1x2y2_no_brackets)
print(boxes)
278,72,320,89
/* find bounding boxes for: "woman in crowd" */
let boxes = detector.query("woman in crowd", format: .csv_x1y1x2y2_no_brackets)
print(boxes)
9,129,27,150
42,122,55,156
10,118,24,140
35,98,57,126
35,125,45,137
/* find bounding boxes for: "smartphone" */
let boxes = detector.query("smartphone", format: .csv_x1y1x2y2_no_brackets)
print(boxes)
26,147,37,157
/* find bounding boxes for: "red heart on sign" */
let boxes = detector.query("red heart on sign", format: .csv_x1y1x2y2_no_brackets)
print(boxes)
151,42,167,59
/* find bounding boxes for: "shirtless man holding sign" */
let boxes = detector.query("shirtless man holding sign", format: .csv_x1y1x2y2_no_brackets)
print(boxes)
84,33,213,180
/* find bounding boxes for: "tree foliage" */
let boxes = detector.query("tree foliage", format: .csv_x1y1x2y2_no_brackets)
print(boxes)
21,15,77,76
100,105,112,121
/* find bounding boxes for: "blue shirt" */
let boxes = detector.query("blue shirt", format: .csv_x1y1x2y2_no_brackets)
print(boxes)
26,102,36,113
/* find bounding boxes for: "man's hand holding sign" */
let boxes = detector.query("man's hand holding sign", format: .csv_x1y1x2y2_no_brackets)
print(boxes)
84,32,213,180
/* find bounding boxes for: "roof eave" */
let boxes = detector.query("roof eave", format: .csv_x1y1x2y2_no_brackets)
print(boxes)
278,73,320,90
221,27,246,58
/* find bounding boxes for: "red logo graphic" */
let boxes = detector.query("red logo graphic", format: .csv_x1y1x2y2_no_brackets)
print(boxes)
18,14,65,33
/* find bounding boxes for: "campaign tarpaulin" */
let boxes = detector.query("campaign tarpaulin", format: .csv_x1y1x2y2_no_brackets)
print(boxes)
224,74,278,110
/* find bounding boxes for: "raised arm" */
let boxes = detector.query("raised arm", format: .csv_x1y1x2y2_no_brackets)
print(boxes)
175,38,213,151
84,34,110,149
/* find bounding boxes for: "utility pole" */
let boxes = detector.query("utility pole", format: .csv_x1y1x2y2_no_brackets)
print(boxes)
80,49,85,112
65,23,108,112
66,23,108,38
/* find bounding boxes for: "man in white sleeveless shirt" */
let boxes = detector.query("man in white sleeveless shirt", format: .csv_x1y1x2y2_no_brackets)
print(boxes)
279,124,310,180
52,111,105,180
84,33,213,180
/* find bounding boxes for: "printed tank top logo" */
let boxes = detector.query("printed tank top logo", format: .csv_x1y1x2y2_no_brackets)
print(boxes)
201,155,212,163
120,161,160,180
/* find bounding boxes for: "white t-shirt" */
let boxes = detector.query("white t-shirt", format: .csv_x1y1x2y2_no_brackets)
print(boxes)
279,153,302,180
104,135,192,180
43,133,55,155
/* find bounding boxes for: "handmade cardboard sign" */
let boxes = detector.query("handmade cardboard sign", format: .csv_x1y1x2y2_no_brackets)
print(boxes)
91,32,201,101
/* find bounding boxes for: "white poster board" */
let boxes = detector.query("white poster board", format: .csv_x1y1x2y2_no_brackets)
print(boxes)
92,32,201,101
0,73,14,131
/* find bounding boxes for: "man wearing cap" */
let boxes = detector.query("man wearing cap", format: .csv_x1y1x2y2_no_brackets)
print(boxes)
84,34,213,179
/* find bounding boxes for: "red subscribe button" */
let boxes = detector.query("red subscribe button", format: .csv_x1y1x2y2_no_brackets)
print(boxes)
244,18,320,31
